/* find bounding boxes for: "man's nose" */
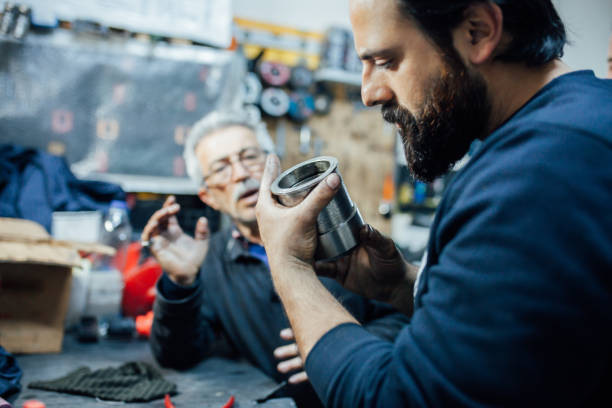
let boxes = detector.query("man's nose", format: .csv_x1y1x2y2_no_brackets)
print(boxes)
361,71,393,107
230,160,250,182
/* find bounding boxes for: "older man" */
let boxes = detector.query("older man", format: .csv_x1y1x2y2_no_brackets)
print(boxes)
255,0,612,407
141,109,408,407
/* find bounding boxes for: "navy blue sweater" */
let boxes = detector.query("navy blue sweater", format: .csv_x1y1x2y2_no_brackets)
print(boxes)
306,71,612,407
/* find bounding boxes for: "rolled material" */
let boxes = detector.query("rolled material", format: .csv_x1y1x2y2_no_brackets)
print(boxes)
270,156,364,261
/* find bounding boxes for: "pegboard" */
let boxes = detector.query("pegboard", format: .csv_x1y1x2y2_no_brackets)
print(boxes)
0,30,241,193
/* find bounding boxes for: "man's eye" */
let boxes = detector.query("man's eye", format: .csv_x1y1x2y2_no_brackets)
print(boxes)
211,165,228,174
376,59,394,69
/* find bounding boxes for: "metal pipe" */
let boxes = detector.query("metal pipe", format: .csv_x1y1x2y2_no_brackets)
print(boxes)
270,156,365,261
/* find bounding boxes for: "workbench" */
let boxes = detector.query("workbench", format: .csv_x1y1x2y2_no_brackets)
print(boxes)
12,334,296,407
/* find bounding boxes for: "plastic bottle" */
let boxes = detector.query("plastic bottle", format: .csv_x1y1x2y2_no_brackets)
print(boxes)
101,200,133,273
83,200,131,321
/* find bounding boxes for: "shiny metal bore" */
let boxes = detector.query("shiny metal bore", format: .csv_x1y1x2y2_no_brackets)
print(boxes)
270,156,365,261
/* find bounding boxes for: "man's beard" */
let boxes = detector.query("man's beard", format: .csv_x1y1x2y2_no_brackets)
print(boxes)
382,61,491,182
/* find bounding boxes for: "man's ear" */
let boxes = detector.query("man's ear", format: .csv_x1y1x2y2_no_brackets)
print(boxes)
198,186,220,211
452,2,504,66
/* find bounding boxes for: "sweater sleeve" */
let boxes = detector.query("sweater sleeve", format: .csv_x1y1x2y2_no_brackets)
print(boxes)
149,238,224,370
305,125,612,407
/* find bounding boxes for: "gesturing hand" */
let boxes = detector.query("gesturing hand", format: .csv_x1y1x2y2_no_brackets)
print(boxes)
141,195,209,286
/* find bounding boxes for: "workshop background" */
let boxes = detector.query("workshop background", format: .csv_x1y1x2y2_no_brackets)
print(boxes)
0,0,610,405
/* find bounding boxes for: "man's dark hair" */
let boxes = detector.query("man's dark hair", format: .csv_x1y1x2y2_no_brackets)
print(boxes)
397,0,567,66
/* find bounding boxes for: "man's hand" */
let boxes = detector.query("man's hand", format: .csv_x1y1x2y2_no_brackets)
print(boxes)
255,154,340,272
315,225,417,315
274,328,308,384
141,195,209,286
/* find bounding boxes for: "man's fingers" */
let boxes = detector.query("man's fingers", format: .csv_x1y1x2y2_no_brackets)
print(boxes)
258,154,280,205
274,342,299,359
298,173,341,222
288,371,309,384
277,356,303,374
141,204,180,242
141,219,158,242
361,224,397,257
152,204,180,226
314,260,339,278
279,328,294,341
162,195,176,208
194,217,209,240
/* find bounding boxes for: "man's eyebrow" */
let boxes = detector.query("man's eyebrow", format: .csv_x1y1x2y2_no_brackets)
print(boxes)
358,47,397,61
208,147,255,166
209,155,231,167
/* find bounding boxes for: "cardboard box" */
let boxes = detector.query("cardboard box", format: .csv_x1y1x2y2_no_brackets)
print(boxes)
0,217,113,354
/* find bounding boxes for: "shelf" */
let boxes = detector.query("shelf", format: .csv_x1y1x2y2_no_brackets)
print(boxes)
79,173,199,195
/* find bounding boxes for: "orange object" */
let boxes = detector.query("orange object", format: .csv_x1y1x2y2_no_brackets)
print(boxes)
382,172,394,202
164,394,176,408
122,241,142,275
23,400,46,408
227,36,238,51
221,395,235,408
135,310,154,338
121,242,162,317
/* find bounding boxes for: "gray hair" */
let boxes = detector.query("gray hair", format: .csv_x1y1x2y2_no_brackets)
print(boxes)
184,108,275,185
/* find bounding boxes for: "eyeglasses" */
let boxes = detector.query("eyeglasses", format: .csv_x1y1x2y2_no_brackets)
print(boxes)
202,147,266,186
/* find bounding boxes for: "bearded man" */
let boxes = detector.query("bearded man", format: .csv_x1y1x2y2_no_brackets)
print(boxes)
254,0,612,407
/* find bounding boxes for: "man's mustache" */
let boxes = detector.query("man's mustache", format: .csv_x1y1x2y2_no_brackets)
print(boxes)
232,178,261,203
381,102,401,124
381,102,412,126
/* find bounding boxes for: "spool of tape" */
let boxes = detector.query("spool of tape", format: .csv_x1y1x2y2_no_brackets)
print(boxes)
290,66,314,89
288,91,315,122
260,87,291,117
259,61,291,87
244,72,263,105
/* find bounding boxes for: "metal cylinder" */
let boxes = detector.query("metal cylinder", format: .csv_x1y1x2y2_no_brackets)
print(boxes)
270,156,365,261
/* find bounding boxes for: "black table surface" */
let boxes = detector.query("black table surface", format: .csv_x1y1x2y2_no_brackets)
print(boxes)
12,334,296,408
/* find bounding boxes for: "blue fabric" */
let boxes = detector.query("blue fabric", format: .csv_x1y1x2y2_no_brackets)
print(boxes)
306,71,612,407
0,345,21,398
0,144,125,232
247,243,269,267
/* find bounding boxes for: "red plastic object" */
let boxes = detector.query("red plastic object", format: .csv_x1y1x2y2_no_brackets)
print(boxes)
121,243,162,317
221,395,235,408
122,241,141,274
135,310,154,338
164,394,176,408
23,400,46,408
